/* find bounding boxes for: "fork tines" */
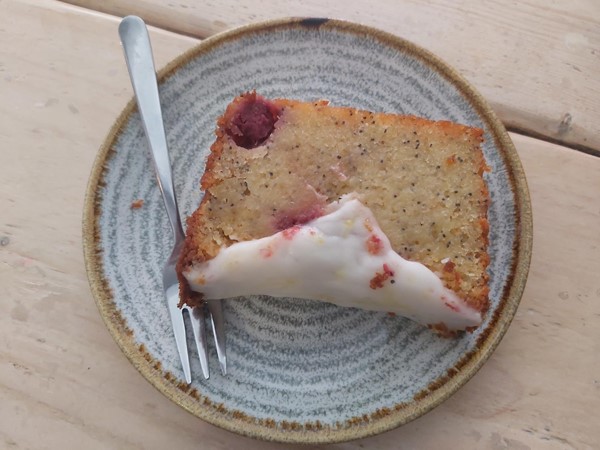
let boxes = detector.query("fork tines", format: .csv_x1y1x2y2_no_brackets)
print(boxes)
178,301,227,382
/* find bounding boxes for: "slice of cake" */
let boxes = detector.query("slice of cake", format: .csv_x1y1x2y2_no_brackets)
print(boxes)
177,92,490,334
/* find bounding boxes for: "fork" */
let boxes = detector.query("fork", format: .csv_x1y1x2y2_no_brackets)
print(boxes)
119,15,226,382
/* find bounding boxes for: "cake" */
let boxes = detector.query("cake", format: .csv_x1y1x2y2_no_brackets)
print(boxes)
177,92,490,334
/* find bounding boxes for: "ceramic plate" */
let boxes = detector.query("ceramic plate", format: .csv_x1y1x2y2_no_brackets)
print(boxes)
83,18,532,443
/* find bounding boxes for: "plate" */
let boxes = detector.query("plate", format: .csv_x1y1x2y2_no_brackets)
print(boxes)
83,18,532,443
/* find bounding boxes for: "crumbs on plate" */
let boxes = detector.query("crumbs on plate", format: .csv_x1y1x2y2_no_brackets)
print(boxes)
130,199,144,209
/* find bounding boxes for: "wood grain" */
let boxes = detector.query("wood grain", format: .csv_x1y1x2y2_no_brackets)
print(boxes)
1,0,599,449
60,0,600,154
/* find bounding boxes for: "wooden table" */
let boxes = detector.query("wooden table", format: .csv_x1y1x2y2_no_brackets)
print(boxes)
1,1,598,448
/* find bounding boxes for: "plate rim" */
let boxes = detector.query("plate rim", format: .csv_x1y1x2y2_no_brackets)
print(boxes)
82,17,533,444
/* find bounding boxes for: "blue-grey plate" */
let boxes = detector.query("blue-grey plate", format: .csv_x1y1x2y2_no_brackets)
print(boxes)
83,18,532,443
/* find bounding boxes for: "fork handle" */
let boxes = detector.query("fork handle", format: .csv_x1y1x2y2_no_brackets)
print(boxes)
119,16,185,242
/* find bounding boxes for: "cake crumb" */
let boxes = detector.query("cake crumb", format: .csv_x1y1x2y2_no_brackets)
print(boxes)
131,199,144,209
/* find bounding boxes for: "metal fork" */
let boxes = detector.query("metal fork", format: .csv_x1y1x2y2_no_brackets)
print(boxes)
119,15,226,382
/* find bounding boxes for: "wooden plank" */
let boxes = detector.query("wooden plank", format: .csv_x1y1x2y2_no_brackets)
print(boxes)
0,2,199,448
60,0,600,154
1,0,599,449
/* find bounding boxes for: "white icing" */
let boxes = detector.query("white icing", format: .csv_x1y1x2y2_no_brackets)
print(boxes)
184,196,482,331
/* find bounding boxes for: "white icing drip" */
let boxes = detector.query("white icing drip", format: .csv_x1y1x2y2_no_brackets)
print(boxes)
184,196,482,331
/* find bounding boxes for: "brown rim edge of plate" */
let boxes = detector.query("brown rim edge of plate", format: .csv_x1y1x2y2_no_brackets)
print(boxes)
82,17,533,444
